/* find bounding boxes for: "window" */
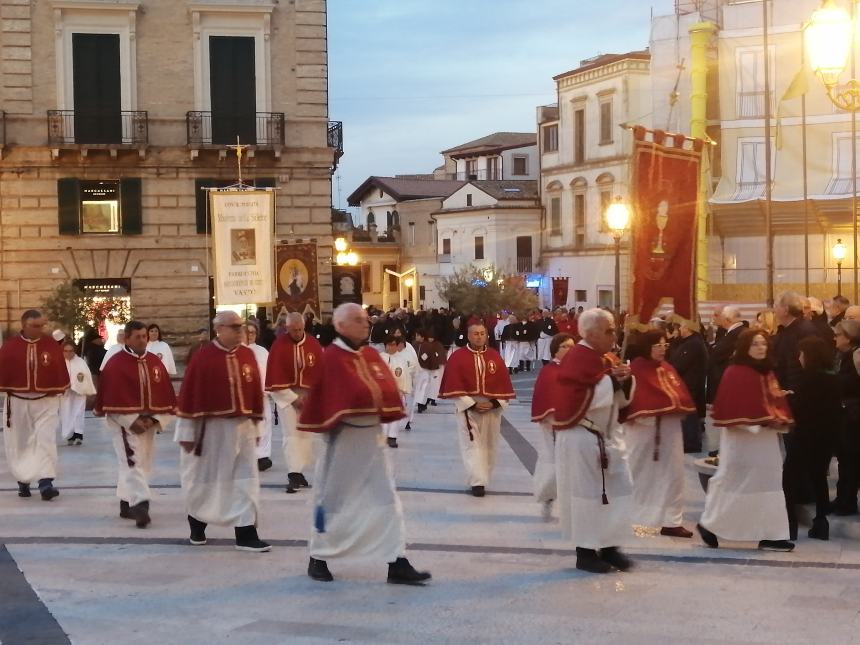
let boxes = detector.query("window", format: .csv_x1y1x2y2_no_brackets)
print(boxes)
466,193,473,207
575,289,587,302
516,236,532,273
409,222,416,246
574,193,586,248
549,197,561,236
72,34,122,144
599,190,612,233
543,124,558,152
599,100,613,144
735,139,768,199
474,236,484,260
487,156,501,180
442,238,451,255
194,177,275,233
465,159,477,179
361,263,371,293
598,289,613,309
828,133,860,194
737,47,775,118
209,36,257,144
379,189,384,198
512,155,528,176
574,108,585,164
58,178,142,236
419,285,426,301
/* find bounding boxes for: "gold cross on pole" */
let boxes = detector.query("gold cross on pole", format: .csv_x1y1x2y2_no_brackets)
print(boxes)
226,136,249,185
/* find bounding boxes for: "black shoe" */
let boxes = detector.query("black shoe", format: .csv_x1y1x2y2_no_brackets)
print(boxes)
73,433,83,446
257,457,273,472
405,422,412,431
696,523,719,548
576,547,613,574
234,525,271,552
599,547,633,571
758,539,795,552
286,472,303,494
526,362,532,372
387,437,398,448
119,500,133,519
308,557,333,581
416,404,427,413
296,473,311,488
17,482,30,498
388,557,431,585
471,485,485,497
38,479,59,501
188,515,207,546
708,450,719,458
428,399,437,407
808,516,830,541
132,501,151,529
508,368,514,375
66,436,76,446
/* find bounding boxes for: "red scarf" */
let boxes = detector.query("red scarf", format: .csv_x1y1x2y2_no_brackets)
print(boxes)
620,357,695,423
552,343,611,430
438,345,515,400
94,349,176,415
531,360,561,422
176,342,263,419
0,334,69,395
265,333,323,392
712,364,793,427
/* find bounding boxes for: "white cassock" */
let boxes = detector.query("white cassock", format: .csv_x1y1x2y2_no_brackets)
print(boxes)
537,327,553,362
623,414,685,528
699,426,789,541
503,338,520,368
414,366,443,406
533,419,557,503
100,343,123,371
556,375,635,549
309,418,406,563
3,394,61,483
106,412,173,506
59,355,96,440
146,340,176,375
452,395,507,487
271,388,319,475
398,343,419,422
495,319,509,356
519,339,534,363
246,342,274,460
380,351,414,440
175,417,261,527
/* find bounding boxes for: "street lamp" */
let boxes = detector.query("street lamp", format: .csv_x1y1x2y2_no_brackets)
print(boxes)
834,237,847,296
334,237,358,266
605,196,631,313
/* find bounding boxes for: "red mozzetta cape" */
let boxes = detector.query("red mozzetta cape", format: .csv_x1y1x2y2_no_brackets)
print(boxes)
620,357,695,423
298,341,405,433
0,334,69,395
265,333,323,392
712,364,793,428
94,349,177,416
531,360,561,422
176,342,263,419
552,343,612,430
438,345,515,400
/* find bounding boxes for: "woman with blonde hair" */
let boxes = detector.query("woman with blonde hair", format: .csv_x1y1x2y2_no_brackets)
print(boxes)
754,310,777,336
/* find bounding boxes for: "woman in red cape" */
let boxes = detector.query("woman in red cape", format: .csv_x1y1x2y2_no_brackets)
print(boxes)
531,333,575,520
621,330,696,538
697,329,795,552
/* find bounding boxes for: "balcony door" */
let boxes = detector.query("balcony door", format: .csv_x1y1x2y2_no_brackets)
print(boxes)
516,235,533,273
72,33,122,144
209,36,257,145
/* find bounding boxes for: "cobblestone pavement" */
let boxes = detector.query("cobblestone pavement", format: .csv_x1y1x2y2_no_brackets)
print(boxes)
2,370,860,645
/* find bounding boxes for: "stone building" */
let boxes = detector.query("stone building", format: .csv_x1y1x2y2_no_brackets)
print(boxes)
0,0,340,343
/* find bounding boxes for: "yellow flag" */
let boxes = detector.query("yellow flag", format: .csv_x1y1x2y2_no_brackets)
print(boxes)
776,66,810,149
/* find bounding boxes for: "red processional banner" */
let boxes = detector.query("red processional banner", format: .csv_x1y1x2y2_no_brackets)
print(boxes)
630,126,703,322
551,277,569,310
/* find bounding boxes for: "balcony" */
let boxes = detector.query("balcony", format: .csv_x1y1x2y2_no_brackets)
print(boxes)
454,168,503,181
737,91,774,119
517,257,533,273
186,111,284,157
328,121,343,170
47,110,148,158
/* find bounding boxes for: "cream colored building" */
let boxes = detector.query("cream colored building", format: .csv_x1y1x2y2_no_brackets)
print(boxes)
538,51,651,310
0,0,339,342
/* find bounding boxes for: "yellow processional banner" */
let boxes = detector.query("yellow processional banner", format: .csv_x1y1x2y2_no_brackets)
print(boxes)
210,189,275,305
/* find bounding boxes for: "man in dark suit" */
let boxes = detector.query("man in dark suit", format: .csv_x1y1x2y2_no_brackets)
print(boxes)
669,321,709,453
830,295,849,328
707,305,747,404
774,291,819,392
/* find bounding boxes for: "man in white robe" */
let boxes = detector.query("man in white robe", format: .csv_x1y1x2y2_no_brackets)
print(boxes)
60,341,96,445
380,336,415,447
243,321,274,472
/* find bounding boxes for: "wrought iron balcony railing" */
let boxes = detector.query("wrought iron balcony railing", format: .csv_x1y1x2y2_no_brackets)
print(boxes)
517,257,533,273
47,110,148,145
186,111,285,146
328,121,343,154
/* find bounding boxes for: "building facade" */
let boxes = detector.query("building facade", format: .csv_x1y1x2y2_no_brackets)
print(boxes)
0,0,340,343
439,132,539,182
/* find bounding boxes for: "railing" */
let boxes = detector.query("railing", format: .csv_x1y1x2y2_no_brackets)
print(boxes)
737,91,774,119
517,257,533,273
185,111,285,146
47,110,148,145
328,121,343,153
438,253,451,263
734,180,766,200
454,168,503,181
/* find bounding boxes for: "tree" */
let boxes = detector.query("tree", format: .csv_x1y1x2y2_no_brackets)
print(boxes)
42,281,131,335
437,264,539,316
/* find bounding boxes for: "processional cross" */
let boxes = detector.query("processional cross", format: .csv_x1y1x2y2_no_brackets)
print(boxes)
226,136,250,185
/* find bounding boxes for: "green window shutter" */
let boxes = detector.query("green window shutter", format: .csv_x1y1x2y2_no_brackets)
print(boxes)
253,177,275,189
120,178,142,235
195,178,213,234
57,178,81,235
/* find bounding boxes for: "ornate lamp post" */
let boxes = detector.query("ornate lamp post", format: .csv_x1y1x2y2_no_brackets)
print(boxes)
834,238,847,296
605,196,631,313
334,237,358,266
807,0,859,301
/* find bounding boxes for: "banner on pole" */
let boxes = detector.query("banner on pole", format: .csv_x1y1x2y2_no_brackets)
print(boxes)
630,127,703,322
211,190,275,306
551,277,569,310
332,265,363,308
275,242,320,318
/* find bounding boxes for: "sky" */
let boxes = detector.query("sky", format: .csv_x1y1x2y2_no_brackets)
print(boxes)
328,0,678,210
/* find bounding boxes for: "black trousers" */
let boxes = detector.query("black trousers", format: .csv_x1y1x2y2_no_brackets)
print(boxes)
783,432,833,526
835,411,860,512
680,413,703,453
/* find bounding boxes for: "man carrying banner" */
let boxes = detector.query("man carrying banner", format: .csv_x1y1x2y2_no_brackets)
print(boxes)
94,320,176,528
299,303,431,585
438,322,515,497
174,310,270,552
0,310,69,500
266,312,324,493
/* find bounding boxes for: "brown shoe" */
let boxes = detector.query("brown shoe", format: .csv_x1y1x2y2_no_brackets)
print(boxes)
660,526,693,538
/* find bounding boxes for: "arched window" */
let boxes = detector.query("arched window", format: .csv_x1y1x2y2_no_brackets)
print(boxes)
367,210,376,227
596,173,615,233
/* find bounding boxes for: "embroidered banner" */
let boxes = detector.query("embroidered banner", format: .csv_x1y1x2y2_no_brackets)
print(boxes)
275,242,320,318
210,190,276,306
630,127,703,322
551,277,569,310
332,265,363,308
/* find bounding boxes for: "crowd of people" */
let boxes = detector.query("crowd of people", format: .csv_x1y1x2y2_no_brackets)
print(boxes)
0,288,857,580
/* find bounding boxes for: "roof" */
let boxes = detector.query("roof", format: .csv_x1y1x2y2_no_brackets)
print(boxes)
456,180,539,202
440,132,536,158
347,176,465,206
553,49,650,81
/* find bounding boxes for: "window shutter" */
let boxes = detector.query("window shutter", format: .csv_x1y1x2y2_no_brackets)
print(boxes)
195,178,213,234
57,178,81,235
253,177,276,189
120,178,142,235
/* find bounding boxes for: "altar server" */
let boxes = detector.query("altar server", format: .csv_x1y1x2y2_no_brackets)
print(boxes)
243,321,274,472
60,341,96,446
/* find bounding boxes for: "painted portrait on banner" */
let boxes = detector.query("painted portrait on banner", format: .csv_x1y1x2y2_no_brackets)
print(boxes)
332,265,362,307
276,243,319,317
